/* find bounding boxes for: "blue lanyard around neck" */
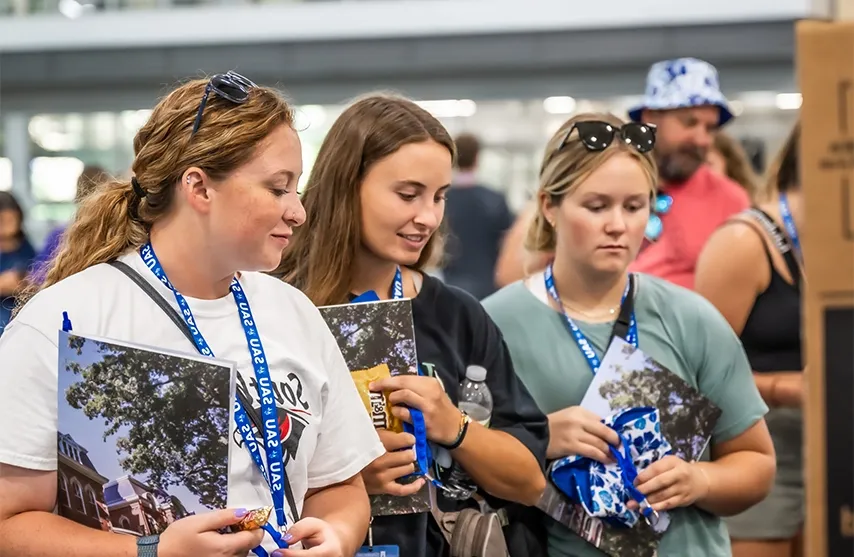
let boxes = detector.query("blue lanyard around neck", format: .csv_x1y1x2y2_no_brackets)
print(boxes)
139,243,288,548
778,194,802,263
392,267,404,300
543,263,638,375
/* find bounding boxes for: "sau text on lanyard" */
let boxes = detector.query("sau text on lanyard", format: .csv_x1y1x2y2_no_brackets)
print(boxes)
543,263,638,374
140,243,289,555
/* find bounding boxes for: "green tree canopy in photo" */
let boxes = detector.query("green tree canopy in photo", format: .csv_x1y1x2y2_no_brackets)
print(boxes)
64,336,230,508
598,362,721,461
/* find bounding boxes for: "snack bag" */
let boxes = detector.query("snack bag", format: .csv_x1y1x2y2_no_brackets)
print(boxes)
351,363,403,433
230,505,272,532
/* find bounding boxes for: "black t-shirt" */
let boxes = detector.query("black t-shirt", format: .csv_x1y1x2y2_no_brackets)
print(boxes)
368,274,549,557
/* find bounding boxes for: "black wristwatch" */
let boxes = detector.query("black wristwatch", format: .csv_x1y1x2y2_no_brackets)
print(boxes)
137,534,160,557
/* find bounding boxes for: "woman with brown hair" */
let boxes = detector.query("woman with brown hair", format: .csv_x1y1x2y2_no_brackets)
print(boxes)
696,122,805,557
0,72,383,557
483,113,775,556
706,132,760,197
275,93,549,557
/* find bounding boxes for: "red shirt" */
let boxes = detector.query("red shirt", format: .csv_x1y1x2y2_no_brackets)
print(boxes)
629,165,750,290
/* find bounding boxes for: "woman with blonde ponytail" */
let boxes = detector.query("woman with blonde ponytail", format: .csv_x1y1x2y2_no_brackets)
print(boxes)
0,72,382,557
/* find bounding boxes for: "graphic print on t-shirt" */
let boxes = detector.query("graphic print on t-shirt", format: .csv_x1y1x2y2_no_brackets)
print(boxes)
232,372,313,464
232,370,313,523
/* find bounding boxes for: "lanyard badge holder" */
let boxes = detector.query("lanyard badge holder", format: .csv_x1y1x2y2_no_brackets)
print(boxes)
136,244,290,555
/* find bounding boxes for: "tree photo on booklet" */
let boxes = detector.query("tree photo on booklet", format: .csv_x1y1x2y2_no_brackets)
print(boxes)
56,330,234,535
318,298,431,517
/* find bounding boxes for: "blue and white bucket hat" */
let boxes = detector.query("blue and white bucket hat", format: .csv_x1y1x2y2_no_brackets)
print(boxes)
628,57,734,127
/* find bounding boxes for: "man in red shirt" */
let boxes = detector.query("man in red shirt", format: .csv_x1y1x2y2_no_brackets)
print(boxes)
628,57,750,290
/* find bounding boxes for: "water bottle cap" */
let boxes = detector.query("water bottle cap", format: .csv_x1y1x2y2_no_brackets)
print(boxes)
465,365,487,382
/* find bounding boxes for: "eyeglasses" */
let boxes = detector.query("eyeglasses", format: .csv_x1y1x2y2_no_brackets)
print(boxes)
191,71,257,136
645,193,673,242
559,121,656,154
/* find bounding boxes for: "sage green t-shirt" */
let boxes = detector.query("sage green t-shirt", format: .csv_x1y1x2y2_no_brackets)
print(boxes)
482,273,768,557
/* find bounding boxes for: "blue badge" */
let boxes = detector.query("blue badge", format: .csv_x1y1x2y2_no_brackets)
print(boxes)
356,547,400,557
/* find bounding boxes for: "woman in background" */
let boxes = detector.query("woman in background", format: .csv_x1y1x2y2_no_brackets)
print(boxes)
30,164,109,284
484,113,775,557
0,191,35,335
696,123,804,557
276,93,548,557
706,132,760,198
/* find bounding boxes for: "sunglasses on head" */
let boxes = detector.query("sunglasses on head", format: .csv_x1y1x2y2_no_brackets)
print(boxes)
559,120,657,154
191,71,257,136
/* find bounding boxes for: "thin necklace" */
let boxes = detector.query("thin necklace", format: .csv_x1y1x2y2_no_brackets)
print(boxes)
560,299,619,320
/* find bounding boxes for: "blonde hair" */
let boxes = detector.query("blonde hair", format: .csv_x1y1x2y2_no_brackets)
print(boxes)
526,112,658,252
711,132,760,198
16,75,295,313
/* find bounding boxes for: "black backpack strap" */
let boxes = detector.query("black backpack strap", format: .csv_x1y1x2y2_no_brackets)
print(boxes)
108,260,263,425
109,260,196,346
745,208,802,287
108,259,263,425
608,274,636,345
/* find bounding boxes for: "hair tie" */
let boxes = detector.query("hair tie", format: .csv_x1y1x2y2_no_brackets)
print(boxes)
131,177,147,198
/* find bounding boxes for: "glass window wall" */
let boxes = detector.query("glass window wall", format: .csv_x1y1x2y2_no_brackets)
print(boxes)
3,91,801,248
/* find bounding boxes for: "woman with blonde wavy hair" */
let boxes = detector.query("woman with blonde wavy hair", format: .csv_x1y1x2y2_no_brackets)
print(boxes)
483,112,775,557
0,72,383,557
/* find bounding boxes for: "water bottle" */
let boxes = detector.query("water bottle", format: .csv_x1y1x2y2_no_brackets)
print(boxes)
439,365,493,500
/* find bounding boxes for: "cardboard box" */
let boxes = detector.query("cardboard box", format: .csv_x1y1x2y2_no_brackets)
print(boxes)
796,19,854,557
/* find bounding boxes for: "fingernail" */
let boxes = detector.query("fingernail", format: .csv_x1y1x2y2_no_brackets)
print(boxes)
369,382,376,390
282,533,294,543
271,551,283,557
234,508,248,518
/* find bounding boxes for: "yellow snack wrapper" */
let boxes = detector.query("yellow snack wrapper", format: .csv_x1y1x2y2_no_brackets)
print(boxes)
351,363,403,432
231,505,272,532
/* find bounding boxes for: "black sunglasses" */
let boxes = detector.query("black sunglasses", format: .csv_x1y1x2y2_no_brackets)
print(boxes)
191,71,257,135
559,121,656,154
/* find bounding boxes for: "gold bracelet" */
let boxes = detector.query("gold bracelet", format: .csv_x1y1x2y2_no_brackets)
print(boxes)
442,412,472,450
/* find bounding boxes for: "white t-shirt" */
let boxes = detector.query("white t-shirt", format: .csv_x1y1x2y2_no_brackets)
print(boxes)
0,251,384,551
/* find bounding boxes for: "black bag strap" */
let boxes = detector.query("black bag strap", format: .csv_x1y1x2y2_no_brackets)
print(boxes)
108,260,264,429
107,259,302,522
745,208,802,287
608,273,636,345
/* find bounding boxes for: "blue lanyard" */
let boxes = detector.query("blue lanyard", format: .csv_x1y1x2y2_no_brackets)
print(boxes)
779,194,802,263
392,267,403,299
139,243,288,547
543,263,638,375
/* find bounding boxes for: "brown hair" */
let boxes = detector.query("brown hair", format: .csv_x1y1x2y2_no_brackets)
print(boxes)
759,121,800,201
17,75,295,312
75,165,109,203
455,133,480,170
711,132,760,198
526,112,658,252
275,93,455,306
